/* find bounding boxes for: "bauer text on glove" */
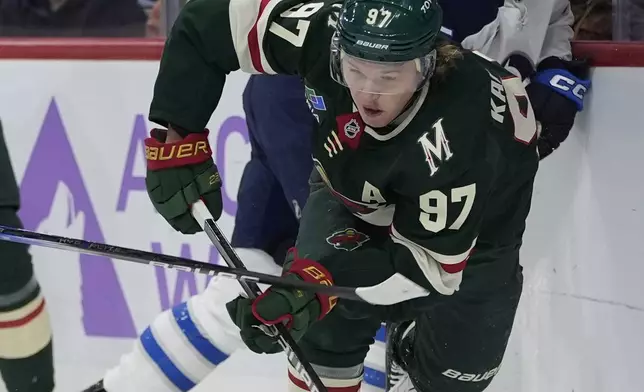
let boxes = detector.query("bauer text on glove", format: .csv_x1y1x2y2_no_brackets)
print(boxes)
145,129,222,234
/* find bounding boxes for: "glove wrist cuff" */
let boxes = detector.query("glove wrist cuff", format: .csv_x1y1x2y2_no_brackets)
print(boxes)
145,130,212,170
537,56,567,72
532,68,590,111
288,252,338,319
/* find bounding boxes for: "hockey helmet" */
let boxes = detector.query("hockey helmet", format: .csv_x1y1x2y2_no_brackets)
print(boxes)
331,0,443,94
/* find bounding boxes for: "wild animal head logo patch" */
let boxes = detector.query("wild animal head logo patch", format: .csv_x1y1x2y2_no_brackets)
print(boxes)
326,228,370,251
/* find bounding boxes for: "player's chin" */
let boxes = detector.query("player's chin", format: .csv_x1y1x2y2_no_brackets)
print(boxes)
359,107,393,128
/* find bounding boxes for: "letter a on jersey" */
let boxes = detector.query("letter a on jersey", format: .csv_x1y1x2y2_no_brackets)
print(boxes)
417,118,453,176
362,181,386,204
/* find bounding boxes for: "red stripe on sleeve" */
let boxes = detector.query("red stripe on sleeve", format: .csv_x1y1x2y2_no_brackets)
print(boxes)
288,370,361,392
439,249,474,274
440,259,467,274
247,0,273,73
0,299,46,329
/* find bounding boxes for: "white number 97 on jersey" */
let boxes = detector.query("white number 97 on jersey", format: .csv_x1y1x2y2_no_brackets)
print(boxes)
269,2,325,47
419,183,476,233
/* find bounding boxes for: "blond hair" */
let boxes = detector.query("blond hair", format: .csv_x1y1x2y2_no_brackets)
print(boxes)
434,43,464,79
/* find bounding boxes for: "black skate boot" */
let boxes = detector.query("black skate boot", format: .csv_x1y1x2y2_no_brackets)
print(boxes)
81,379,106,392
385,321,417,392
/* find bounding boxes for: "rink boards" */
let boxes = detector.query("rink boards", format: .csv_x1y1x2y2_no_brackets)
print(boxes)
0,40,643,391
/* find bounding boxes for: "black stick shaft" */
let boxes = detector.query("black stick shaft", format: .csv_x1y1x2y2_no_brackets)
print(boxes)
199,216,327,392
0,224,363,302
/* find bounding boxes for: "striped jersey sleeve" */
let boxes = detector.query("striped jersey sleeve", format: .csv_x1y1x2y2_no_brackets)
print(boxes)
229,0,338,75
149,0,337,133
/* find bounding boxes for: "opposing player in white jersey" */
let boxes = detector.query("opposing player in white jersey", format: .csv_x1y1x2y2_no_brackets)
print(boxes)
85,1,590,391
452,0,591,158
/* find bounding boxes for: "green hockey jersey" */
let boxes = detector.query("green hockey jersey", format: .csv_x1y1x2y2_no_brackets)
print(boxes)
149,0,539,299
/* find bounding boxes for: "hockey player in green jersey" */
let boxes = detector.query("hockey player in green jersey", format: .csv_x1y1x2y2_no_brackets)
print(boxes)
142,0,539,390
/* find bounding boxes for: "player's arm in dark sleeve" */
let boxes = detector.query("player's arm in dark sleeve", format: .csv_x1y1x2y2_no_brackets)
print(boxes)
383,156,491,296
321,139,493,304
148,0,333,134
379,70,539,300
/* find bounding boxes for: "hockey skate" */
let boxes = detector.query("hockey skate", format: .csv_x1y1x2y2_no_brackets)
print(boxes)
81,379,106,392
385,321,417,392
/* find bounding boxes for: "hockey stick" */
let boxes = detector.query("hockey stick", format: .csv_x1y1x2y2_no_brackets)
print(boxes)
190,201,326,392
0,226,427,305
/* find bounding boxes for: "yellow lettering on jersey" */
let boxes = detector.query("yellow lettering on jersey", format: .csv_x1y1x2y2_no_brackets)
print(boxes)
488,71,506,124
324,130,344,157
361,181,386,204
417,118,453,176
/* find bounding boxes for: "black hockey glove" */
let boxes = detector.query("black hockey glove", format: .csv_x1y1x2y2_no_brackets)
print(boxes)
526,57,591,159
226,249,337,354
502,53,536,81
145,129,223,234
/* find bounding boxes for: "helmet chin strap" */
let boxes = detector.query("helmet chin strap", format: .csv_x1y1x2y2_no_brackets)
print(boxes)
390,51,435,126
390,80,428,126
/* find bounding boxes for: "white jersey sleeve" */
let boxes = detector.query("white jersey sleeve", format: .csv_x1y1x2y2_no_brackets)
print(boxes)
102,249,281,392
460,0,574,65
539,0,575,61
